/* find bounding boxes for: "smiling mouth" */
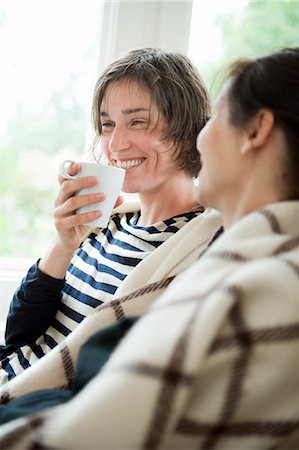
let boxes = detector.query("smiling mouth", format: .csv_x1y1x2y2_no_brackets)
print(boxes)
113,158,145,169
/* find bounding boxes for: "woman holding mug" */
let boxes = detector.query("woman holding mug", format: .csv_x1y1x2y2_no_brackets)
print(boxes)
0,48,222,381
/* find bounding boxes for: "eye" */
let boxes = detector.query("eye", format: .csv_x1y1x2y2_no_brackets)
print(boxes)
101,121,114,130
131,119,147,128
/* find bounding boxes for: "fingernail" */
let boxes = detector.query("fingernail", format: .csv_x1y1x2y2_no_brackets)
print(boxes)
95,193,105,200
88,176,98,183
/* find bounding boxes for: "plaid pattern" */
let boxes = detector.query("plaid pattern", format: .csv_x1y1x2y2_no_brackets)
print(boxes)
1,201,299,449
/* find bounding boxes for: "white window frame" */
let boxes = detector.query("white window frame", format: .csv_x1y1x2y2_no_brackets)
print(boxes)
95,0,193,73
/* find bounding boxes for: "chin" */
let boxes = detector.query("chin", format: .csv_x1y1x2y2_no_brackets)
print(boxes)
196,184,205,204
196,185,213,209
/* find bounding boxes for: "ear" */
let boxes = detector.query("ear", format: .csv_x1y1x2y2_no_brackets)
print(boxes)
240,109,275,154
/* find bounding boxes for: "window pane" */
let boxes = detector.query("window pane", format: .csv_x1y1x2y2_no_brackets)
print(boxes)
188,0,299,97
1,0,102,258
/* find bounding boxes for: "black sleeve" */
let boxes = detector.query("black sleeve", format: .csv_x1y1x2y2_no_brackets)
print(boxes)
4,261,65,346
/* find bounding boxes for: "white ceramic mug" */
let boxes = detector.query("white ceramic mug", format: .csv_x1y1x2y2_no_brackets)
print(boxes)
59,160,125,228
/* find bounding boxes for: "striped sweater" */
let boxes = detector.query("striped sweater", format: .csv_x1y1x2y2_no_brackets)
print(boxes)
51,210,201,340
1,204,223,382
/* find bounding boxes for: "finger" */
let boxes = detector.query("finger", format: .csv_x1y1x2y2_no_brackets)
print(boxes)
55,192,106,218
67,162,81,177
55,176,99,207
55,209,103,231
114,195,124,209
58,162,81,185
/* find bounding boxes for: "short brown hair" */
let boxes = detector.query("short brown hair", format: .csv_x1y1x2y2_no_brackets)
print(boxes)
91,48,210,177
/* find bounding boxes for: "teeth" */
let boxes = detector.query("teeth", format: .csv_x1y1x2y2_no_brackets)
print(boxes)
115,159,143,169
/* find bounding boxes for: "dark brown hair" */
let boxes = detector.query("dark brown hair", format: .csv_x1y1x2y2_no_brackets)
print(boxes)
91,48,210,177
226,47,299,199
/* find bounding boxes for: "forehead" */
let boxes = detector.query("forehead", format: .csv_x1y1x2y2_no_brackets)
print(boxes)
100,79,155,114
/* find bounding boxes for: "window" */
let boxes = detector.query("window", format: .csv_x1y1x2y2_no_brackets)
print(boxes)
188,0,299,98
1,0,102,258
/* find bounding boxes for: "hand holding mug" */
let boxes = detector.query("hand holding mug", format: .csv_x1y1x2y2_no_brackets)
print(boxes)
54,160,125,252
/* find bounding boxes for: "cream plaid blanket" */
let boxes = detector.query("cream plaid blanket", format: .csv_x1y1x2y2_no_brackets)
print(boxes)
1,201,299,449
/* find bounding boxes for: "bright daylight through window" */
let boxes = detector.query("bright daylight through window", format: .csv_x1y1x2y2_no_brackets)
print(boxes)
1,1,101,259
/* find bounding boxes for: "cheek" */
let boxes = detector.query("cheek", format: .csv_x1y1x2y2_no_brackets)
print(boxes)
143,134,161,152
142,139,164,163
153,138,176,161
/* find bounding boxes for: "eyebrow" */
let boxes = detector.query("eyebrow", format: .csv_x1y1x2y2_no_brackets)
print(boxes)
100,108,150,117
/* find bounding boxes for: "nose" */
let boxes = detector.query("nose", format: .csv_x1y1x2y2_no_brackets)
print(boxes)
108,125,131,154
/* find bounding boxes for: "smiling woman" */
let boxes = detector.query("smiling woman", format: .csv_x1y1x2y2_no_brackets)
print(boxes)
98,79,196,216
1,0,196,346
1,1,194,261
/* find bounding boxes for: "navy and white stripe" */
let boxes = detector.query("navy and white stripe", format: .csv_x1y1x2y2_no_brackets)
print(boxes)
44,210,200,344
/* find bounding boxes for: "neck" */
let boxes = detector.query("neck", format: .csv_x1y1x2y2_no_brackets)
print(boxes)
221,183,282,229
137,178,201,226
223,128,289,228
